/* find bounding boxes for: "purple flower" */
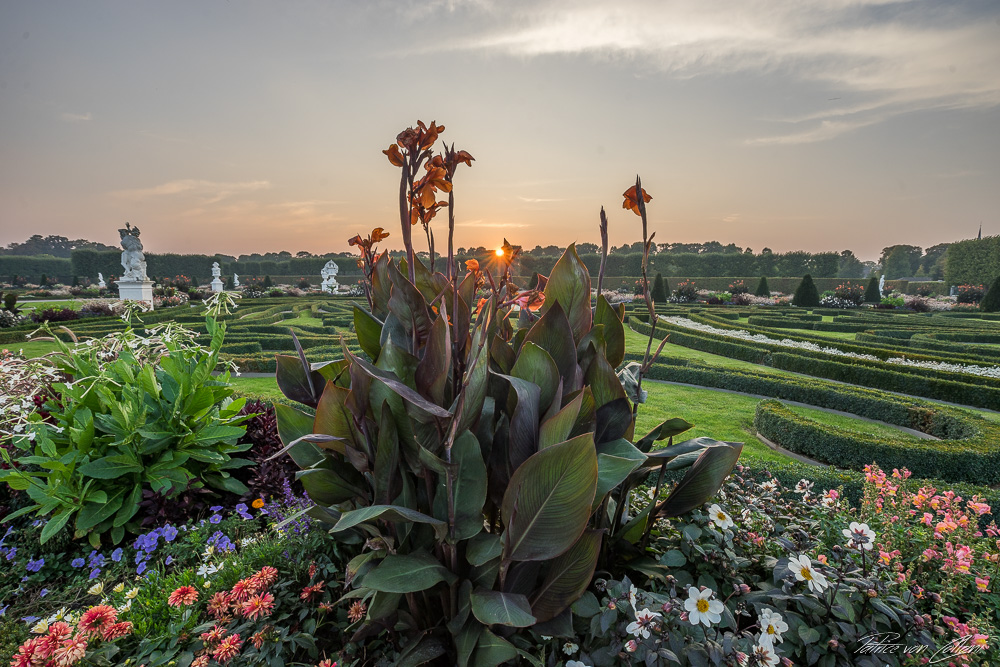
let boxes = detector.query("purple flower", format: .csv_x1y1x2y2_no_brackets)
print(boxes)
209,514,222,524
88,552,106,568
136,562,147,575
88,568,101,580
111,548,123,562
165,555,174,565
22,616,39,623
134,551,146,565
234,503,252,520
39,589,48,597
210,506,222,512
25,558,44,572
5,547,16,561
71,558,85,568
163,525,178,542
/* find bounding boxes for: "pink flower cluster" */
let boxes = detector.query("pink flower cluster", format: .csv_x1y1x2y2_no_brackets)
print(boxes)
10,608,133,667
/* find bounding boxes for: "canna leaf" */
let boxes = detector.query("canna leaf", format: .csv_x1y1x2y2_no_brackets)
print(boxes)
470,589,536,627
362,551,456,593
530,528,602,622
542,244,592,344
655,440,743,518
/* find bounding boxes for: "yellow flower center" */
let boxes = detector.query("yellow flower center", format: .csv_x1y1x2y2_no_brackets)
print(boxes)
766,624,776,635
800,567,813,581
716,512,726,520
696,599,710,613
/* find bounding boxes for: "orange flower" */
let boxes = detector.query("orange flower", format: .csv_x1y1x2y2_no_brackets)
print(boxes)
240,592,275,621
78,605,117,635
301,581,325,602
465,259,479,272
371,227,390,243
251,497,265,509
253,566,279,588
383,143,405,167
168,585,199,607
100,621,133,641
347,600,367,623
212,634,243,664
622,185,652,216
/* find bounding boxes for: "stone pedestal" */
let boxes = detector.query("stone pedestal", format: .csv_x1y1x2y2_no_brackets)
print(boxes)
211,278,224,293
116,280,155,309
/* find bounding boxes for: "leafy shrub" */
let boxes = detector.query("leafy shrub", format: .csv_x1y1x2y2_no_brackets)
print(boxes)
980,275,1000,312
79,301,119,318
754,275,770,297
296,277,311,289
833,280,865,305
651,272,667,302
234,399,301,502
3,293,18,313
956,283,985,304
269,134,741,663
30,307,81,323
728,279,748,295
864,275,881,302
163,275,193,291
268,288,285,297
0,310,26,328
0,315,252,547
879,295,905,308
672,279,697,302
730,292,754,306
792,274,819,307
905,296,930,312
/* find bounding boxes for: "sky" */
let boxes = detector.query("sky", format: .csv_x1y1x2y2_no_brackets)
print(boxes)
1,1,998,261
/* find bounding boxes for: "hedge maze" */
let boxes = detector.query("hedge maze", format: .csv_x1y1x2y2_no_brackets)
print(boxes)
625,303,1000,487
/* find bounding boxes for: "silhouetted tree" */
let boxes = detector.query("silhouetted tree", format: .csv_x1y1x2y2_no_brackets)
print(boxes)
864,276,881,303
980,275,1000,312
651,273,667,302
755,276,770,297
793,274,820,307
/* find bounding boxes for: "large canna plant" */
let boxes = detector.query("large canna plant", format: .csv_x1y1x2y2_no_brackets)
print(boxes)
272,121,742,665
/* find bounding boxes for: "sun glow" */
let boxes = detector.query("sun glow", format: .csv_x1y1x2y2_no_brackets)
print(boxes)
494,247,505,257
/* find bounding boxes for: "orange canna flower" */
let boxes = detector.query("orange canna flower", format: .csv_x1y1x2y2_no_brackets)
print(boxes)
465,259,479,272
622,185,652,216
371,227,390,243
383,143,405,167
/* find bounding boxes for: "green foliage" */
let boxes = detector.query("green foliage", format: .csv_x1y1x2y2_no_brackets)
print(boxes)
945,235,1000,287
3,292,17,313
0,316,252,547
0,255,71,283
980,275,1000,312
651,273,667,302
754,276,770,297
864,276,880,302
791,274,819,307
274,243,741,661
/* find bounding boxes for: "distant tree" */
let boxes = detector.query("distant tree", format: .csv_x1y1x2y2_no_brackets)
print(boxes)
263,275,273,288
809,252,840,278
882,246,915,279
576,243,599,255
1,234,116,257
793,274,820,307
755,276,770,297
919,243,950,279
836,250,865,279
980,275,1000,312
296,250,312,258
651,273,667,302
864,276,881,302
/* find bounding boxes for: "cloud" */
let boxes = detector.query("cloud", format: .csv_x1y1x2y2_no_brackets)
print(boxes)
60,112,92,122
722,213,740,223
517,196,565,203
113,179,271,202
456,220,531,227
427,0,1000,144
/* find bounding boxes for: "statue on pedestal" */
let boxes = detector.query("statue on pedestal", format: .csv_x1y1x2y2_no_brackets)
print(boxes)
320,260,339,293
119,223,147,282
233,273,240,288
97,273,106,289
878,275,885,299
210,261,224,293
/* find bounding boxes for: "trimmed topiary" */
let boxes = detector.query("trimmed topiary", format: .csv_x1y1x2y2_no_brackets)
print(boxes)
980,275,1000,312
793,274,820,307
754,276,770,297
864,275,881,303
651,272,667,302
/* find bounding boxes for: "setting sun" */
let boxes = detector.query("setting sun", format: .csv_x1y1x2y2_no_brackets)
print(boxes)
494,248,505,257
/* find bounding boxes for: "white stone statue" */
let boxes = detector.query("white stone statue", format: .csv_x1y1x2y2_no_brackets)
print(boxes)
210,261,224,293
118,222,147,281
97,273,106,289
233,273,240,288
320,260,339,293
878,275,885,298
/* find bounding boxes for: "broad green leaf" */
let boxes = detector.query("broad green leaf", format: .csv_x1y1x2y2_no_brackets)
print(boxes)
353,305,384,360
636,417,694,452
501,433,598,562
414,305,451,405
387,259,432,340
78,456,142,479
362,551,455,593
538,391,583,450
76,489,126,531
496,374,541,472
274,403,325,468
595,438,647,503
275,353,319,408
471,629,520,667
349,351,451,421
510,343,559,415
395,637,448,667
373,403,400,505
583,349,627,410
470,589,536,627
434,431,487,541
641,436,730,468
466,532,503,567
455,621,482,667
522,303,578,392
656,440,743,518
594,397,632,444
297,468,366,506
313,382,356,445
542,244,592,343
331,505,447,540
456,306,491,434
40,510,72,544
531,529,602,622
594,295,625,367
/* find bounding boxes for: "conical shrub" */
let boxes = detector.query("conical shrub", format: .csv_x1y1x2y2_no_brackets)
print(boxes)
981,275,1000,312
755,276,770,297
651,273,668,302
793,274,820,307
864,276,880,303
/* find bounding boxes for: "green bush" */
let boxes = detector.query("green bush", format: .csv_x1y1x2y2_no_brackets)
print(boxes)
651,272,667,302
864,275,880,302
0,315,252,547
792,274,819,307
754,275,770,297
980,274,1000,312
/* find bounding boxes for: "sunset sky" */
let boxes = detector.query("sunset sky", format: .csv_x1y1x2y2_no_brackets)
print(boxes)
1,1,998,260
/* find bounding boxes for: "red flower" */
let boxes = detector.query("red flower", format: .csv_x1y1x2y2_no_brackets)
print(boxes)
53,635,88,665
212,634,243,664
229,578,255,602
240,592,276,621
207,591,232,619
101,621,133,641
200,625,228,646
78,604,118,635
252,566,279,588
168,585,199,607
622,185,652,216
300,581,325,602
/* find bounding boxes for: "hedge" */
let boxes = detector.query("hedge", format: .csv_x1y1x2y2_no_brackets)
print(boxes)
0,256,73,282
753,400,1000,485
629,317,1000,409
945,235,1000,287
